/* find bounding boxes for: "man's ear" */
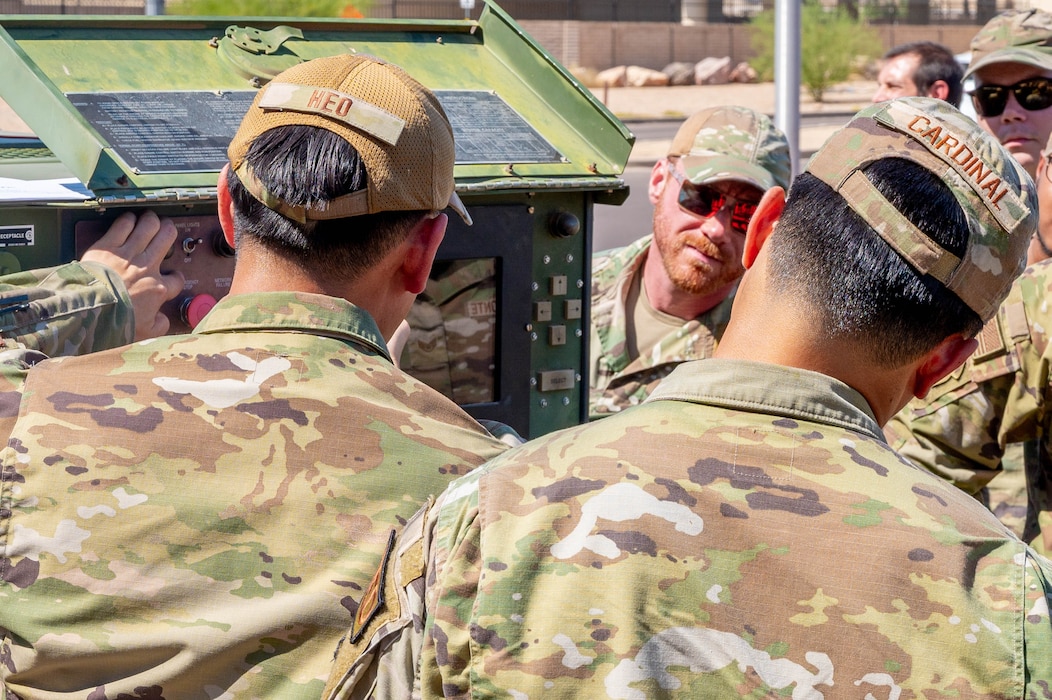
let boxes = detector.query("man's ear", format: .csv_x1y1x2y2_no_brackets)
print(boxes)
742,186,786,268
217,164,236,249
402,213,447,295
928,80,951,102
648,158,672,205
912,333,978,399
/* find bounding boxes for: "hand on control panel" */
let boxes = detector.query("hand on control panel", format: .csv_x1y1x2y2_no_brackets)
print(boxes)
80,210,185,341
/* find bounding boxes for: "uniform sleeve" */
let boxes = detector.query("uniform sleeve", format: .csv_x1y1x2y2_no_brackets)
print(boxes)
418,474,485,699
1023,549,1052,689
322,502,434,700
0,260,134,358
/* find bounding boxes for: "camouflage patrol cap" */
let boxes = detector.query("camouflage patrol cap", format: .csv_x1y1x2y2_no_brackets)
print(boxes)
228,54,470,225
806,96,1036,322
667,106,791,191
965,9,1052,78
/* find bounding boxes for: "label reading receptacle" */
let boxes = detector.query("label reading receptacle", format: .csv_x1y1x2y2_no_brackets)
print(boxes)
0,226,34,247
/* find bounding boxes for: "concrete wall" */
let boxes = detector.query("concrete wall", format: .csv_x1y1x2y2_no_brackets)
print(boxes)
519,19,983,72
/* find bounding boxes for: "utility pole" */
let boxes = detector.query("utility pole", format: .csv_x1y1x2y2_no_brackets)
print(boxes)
774,0,801,177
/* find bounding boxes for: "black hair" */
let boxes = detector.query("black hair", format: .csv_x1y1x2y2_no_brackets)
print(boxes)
227,125,429,282
766,158,982,367
884,41,965,108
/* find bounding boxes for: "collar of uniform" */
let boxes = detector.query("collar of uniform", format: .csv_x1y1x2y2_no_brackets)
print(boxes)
192,291,390,360
646,357,885,442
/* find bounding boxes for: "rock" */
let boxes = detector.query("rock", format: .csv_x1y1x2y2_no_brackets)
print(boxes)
662,61,696,86
625,65,670,87
728,61,758,83
694,56,732,85
596,65,628,87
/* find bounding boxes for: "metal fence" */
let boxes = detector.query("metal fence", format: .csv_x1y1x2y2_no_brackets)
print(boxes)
0,0,1032,23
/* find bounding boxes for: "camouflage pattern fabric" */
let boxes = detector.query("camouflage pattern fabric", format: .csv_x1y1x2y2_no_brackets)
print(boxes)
987,441,1029,537
0,290,509,699
886,256,1052,553
326,357,1052,698
0,261,133,358
399,259,497,405
589,236,734,420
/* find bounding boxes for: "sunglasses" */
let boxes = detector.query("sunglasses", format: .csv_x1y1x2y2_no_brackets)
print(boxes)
970,77,1052,117
667,164,760,234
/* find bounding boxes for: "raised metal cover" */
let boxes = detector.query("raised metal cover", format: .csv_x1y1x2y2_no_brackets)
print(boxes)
0,2,632,201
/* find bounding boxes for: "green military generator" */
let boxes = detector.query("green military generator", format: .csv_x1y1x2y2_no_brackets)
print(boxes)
0,1,632,438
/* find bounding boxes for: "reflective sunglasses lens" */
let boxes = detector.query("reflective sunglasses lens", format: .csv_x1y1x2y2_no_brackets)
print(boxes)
973,87,1007,117
678,184,723,218
730,202,758,233
1017,79,1052,111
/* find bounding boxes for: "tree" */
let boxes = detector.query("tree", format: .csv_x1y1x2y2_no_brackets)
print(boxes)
749,0,880,102
165,0,367,16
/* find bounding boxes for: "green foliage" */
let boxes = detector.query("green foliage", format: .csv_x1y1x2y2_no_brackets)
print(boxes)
165,0,366,16
749,0,880,102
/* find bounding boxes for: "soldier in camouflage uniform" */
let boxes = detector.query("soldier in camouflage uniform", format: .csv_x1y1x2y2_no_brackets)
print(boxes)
399,258,497,405
0,55,512,699
887,14,1052,540
325,97,1052,699
589,106,791,420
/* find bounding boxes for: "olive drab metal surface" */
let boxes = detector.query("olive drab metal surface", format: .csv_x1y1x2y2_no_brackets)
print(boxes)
0,1,632,438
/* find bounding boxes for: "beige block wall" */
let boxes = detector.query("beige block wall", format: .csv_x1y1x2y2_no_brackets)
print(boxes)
519,20,982,72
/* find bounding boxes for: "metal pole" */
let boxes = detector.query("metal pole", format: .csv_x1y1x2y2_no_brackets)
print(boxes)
145,0,164,14
774,0,801,178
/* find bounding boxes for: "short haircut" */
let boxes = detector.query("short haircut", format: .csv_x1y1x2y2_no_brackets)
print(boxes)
227,125,429,282
765,158,982,368
885,41,965,108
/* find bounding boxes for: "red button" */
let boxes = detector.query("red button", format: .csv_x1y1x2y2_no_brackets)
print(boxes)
182,294,217,328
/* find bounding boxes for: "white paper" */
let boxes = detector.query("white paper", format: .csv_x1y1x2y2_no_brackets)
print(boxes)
0,177,92,202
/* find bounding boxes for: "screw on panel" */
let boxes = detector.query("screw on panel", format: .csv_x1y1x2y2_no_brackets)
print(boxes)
436,36,444,43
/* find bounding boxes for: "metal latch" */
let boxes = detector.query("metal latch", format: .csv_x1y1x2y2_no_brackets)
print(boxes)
214,25,313,86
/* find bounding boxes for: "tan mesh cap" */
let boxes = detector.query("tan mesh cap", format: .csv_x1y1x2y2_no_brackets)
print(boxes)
667,106,792,191
805,97,1036,322
228,54,470,225
966,9,1052,78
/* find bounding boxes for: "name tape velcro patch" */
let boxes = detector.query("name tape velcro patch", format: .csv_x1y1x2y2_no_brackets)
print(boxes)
259,82,406,146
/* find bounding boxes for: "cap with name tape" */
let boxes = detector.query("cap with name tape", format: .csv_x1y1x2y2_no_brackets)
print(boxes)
228,53,470,225
806,96,1037,322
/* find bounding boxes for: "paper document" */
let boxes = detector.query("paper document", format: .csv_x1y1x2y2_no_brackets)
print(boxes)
0,177,92,202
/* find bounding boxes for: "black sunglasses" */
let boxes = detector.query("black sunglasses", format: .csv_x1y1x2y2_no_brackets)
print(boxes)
970,77,1052,117
667,165,759,234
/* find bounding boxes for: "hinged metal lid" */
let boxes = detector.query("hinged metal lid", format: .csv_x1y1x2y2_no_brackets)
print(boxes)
0,2,632,203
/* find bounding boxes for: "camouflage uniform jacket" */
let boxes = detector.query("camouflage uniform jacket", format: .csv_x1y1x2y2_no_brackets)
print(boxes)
0,260,135,358
0,290,509,700
886,258,1052,553
326,358,1052,699
399,259,497,405
589,235,735,420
